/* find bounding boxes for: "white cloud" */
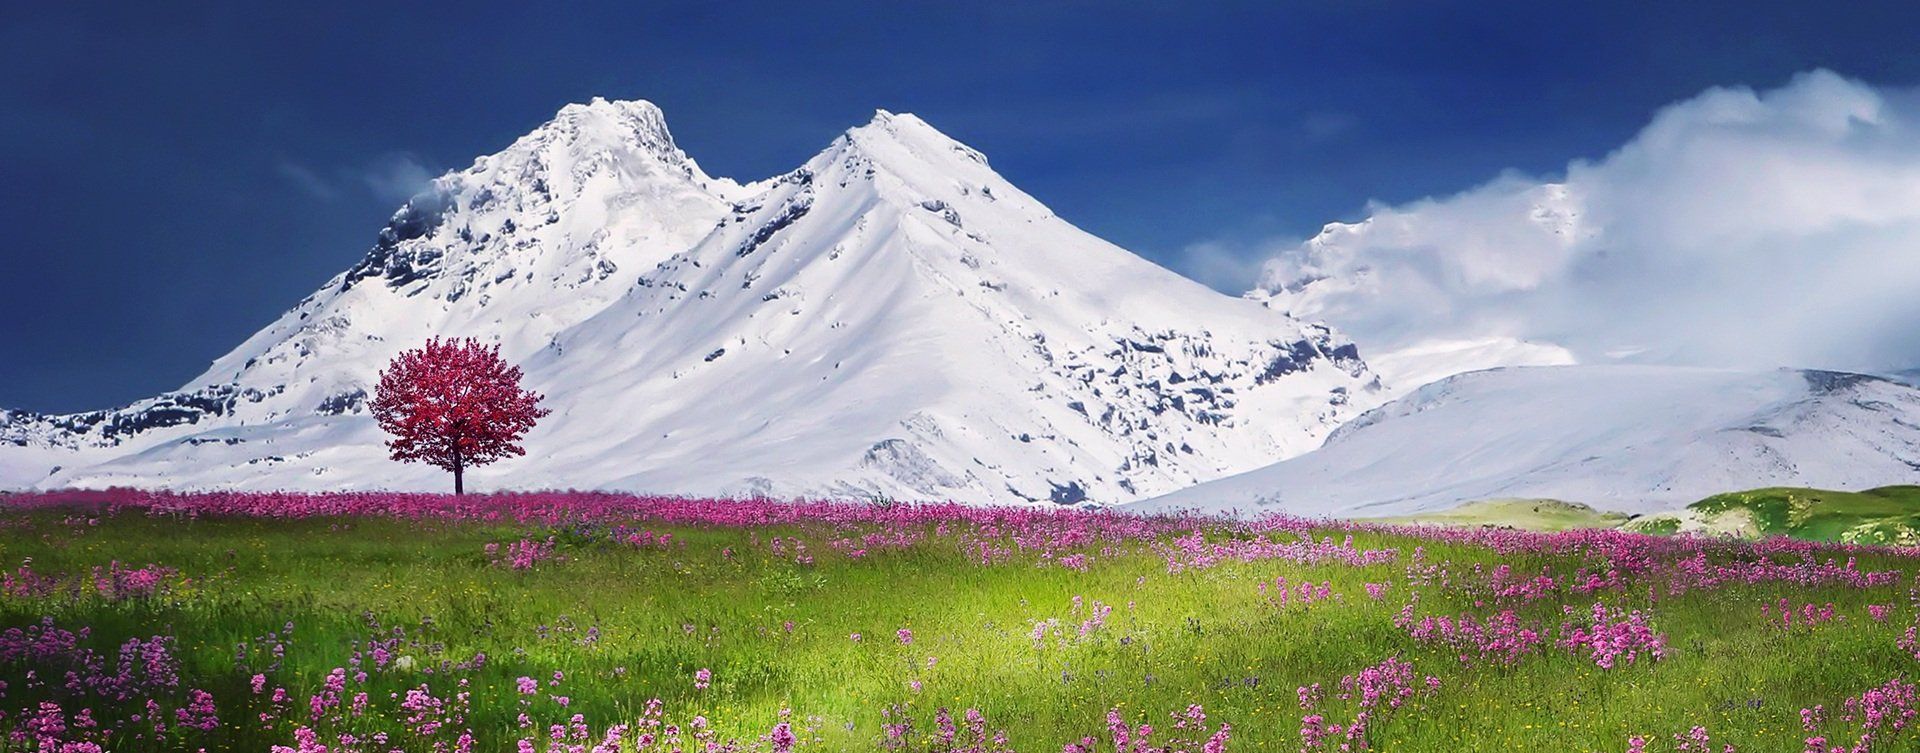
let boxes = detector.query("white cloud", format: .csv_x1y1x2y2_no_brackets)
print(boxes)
1174,237,1286,293
359,152,437,203
1255,70,1920,381
273,153,438,205
275,160,339,201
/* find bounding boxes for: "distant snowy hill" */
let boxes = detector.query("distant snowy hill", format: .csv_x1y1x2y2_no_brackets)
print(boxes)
0,100,1381,503
1131,365,1920,517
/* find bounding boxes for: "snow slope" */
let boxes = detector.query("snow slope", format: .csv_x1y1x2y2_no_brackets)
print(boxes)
1,102,1381,503
1131,365,1920,517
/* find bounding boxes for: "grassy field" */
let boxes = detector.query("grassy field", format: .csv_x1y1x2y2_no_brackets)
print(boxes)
2,490,1919,752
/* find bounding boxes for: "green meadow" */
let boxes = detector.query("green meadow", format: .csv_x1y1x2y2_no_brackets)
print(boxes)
1,490,1917,751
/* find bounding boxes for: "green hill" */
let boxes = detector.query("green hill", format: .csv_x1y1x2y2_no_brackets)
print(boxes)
1376,498,1631,531
1385,487,1920,544
1670,485,1920,544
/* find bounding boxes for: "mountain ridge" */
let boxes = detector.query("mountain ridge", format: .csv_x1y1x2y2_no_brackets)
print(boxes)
1,99,1382,503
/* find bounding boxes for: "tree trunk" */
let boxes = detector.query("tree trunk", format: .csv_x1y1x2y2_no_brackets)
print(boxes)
450,425,465,496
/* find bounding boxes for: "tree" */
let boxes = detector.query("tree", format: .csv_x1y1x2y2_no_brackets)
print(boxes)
369,337,549,494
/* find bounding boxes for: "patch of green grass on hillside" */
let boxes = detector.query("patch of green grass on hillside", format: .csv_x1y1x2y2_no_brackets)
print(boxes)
1688,486,1920,544
1401,488,1920,544
1376,498,1631,531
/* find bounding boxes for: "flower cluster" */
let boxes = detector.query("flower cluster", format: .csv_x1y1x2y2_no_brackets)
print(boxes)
1258,577,1339,611
1400,609,1545,666
485,537,561,570
0,618,210,751
1797,676,1920,752
1297,656,1440,751
1558,602,1667,669
1764,598,1841,631
0,561,180,602
1062,704,1229,753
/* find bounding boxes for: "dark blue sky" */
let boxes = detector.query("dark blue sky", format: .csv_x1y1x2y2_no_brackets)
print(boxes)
6,1,1920,413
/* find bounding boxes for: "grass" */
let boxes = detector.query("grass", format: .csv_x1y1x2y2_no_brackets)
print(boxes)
1,493,1918,751
1378,499,1632,532
1389,488,1920,545
1677,486,1920,544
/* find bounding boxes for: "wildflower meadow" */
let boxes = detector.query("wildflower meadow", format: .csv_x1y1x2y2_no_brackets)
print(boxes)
2,489,1918,752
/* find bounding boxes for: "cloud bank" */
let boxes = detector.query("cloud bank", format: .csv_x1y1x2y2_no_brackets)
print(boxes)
1255,70,1920,385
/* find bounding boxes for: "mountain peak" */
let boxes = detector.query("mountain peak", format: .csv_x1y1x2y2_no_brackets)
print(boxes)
837,110,991,171
508,97,681,162
552,97,670,133
860,109,924,131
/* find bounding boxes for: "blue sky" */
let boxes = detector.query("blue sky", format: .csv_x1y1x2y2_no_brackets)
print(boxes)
5,1,1920,412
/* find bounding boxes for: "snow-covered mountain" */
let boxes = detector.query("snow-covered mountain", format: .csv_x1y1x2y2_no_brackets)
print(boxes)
0,100,1382,503
1131,365,1920,517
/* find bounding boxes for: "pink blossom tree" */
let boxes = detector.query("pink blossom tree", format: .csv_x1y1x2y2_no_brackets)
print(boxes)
370,338,548,494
